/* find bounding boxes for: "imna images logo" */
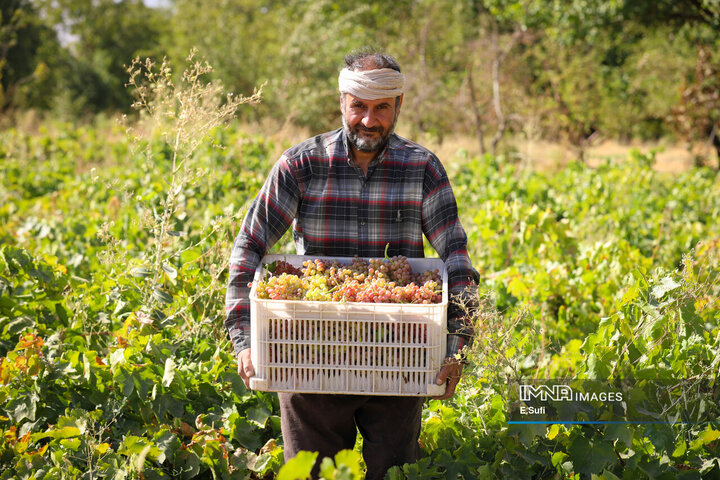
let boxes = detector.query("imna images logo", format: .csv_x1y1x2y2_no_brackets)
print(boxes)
518,384,624,403
519,384,573,402
511,380,714,424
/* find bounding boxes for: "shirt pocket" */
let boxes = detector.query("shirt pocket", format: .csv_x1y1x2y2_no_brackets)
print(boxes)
373,179,423,256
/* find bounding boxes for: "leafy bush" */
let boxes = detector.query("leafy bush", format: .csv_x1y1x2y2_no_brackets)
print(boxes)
1,59,719,478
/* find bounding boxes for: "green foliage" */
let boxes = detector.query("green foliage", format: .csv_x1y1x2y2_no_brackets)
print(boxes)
268,0,391,130
2,0,719,162
273,449,364,479
0,0,58,112
12,0,169,115
0,58,287,478
378,149,720,479
2,47,720,476
168,0,281,118
2,118,719,478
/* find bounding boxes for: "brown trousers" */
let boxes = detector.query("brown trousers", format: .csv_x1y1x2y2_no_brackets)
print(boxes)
279,393,425,480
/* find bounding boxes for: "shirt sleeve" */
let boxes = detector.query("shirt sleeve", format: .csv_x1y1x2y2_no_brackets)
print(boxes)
224,155,300,355
421,154,479,359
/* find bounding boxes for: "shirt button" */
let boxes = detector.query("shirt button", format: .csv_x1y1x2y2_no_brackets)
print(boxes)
360,220,366,225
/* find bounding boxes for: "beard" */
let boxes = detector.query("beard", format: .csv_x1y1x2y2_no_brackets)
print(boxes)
342,111,398,153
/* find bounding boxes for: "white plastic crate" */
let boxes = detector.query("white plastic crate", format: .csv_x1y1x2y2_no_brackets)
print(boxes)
249,254,448,396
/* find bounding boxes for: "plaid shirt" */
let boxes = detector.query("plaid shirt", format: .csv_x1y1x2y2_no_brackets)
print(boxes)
225,128,478,358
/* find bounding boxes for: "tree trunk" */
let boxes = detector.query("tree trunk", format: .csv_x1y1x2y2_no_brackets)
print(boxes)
709,123,720,170
490,21,506,156
466,62,486,156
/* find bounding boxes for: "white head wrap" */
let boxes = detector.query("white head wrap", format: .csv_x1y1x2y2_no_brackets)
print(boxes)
338,68,405,100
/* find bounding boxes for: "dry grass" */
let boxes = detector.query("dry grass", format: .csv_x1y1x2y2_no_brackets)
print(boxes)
393,125,717,174
587,141,699,173
5,111,716,174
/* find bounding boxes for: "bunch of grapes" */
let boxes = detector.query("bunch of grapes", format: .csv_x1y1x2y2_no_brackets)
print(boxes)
345,258,371,283
413,268,441,285
270,260,303,276
304,274,332,301
332,279,362,302
255,273,306,300
302,258,328,277
396,280,442,304
255,256,442,304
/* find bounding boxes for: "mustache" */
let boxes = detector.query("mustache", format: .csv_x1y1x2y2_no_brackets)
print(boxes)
356,125,382,133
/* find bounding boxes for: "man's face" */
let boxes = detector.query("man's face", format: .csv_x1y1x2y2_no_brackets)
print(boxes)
341,92,402,153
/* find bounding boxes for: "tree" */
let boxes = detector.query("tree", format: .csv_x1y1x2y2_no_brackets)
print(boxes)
37,0,169,114
271,0,407,131
168,0,283,122
0,0,54,113
670,45,720,168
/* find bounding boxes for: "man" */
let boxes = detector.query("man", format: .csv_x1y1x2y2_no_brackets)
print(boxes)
225,50,478,479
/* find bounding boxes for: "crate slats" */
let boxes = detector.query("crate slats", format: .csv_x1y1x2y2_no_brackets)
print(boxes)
249,255,447,396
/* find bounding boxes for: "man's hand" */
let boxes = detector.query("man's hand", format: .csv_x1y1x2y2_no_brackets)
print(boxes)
237,349,255,388
432,357,463,400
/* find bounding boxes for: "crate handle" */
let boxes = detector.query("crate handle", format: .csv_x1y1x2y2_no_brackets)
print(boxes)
249,377,268,391
426,383,446,397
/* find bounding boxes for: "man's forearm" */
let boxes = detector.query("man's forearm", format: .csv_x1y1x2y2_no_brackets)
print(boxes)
225,242,264,355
